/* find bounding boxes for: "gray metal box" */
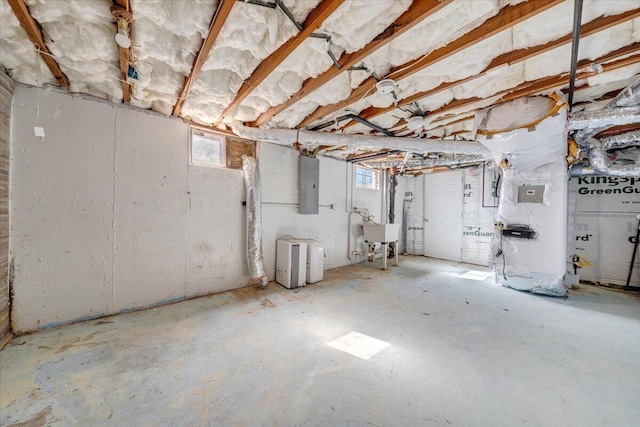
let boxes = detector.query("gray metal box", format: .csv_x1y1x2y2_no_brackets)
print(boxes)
299,156,319,214
517,185,545,203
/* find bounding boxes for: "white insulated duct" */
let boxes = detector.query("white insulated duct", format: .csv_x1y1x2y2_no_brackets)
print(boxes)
230,122,491,157
241,155,268,287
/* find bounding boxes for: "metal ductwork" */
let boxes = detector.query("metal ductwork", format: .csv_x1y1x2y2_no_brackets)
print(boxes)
242,155,268,287
230,122,491,158
570,79,640,177
600,130,640,151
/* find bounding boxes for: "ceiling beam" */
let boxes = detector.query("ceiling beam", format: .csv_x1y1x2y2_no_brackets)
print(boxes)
297,0,563,128
173,0,235,117
248,0,453,127
340,7,640,130
390,44,640,135
7,0,69,87
220,0,344,121
113,0,132,103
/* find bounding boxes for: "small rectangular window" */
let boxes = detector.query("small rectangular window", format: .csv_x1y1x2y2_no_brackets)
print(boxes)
355,166,379,190
191,129,226,168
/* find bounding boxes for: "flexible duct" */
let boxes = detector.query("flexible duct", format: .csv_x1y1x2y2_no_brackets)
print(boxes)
570,80,640,177
241,155,268,286
600,130,640,151
568,106,640,131
587,138,640,177
230,122,491,157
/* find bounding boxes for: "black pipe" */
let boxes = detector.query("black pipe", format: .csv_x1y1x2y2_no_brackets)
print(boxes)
309,114,395,137
388,170,398,258
626,215,640,288
274,0,303,31
568,0,583,111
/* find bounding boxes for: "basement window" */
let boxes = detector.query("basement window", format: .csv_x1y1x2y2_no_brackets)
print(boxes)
355,167,379,190
191,129,226,168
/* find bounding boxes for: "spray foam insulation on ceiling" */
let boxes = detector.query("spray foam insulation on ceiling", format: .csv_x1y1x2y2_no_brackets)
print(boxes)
180,0,322,125
0,0,638,138
25,0,123,101
0,0,55,86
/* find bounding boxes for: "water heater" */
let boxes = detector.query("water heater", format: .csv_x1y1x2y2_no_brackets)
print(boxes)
276,239,307,289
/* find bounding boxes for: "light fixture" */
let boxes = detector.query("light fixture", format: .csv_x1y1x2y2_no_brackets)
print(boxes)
375,79,396,95
110,5,133,49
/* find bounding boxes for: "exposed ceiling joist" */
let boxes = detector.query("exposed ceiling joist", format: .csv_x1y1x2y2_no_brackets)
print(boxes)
297,0,563,128
173,0,235,117
341,7,640,130
6,0,69,87
248,0,453,127
390,44,640,135
112,0,132,103
220,0,344,121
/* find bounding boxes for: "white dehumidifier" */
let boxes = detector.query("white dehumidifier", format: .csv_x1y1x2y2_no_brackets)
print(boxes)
276,239,307,289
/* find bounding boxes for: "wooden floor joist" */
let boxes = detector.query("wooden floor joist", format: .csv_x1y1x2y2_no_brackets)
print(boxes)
113,0,132,103
340,7,640,130
295,0,563,129
220,0,344,122
173,0,235,117
248,0,453,127
7,0,69,87
389,43,640,135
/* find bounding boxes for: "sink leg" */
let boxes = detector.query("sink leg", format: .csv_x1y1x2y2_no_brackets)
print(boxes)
383,242,388,270
394,240,399,266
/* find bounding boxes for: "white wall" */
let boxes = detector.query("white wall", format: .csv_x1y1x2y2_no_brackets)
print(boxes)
570,176,640,286
10,87,383,332
401,166,496,264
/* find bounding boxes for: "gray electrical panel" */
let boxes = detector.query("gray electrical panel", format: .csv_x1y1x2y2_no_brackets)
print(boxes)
517,184,545,203
299,156,319,214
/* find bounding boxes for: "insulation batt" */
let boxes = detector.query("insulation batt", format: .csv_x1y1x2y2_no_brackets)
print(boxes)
24,0,122,101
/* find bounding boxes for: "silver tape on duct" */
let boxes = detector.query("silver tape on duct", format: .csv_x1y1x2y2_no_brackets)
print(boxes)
242,155,268,286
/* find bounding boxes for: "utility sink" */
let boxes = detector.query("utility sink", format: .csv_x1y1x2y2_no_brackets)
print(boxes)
362,223,400,242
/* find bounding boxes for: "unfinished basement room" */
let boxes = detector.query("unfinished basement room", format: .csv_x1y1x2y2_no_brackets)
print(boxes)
1,0,639,425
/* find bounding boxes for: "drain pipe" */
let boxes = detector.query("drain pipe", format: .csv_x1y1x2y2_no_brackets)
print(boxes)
388,169,397,258
230,122,491,157
242,156,268,286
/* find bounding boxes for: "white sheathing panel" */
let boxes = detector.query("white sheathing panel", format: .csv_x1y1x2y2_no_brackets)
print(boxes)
10,86,116,331
401,175,424,255
112,109,189,309
462,166,497,266
10,86,384,332
260,144,381,280
185,166,247,295
570,177,640,286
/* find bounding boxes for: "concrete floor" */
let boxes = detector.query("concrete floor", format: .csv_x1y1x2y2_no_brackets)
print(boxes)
1,256,639,426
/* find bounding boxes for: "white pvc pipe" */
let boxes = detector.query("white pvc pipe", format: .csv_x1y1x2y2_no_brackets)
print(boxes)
231,122,491,157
